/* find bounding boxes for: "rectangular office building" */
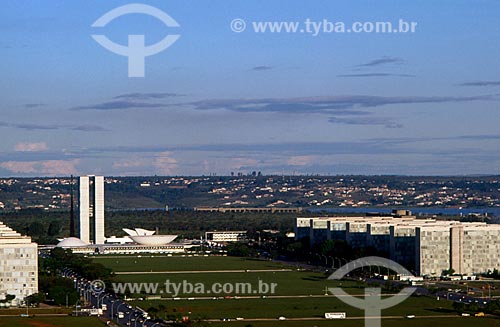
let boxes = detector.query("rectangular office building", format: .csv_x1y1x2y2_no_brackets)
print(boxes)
0,221,38,303
79,175,105,244
296,215,500,276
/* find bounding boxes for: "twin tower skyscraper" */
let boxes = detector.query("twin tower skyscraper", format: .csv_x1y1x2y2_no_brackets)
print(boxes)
79,175,105,244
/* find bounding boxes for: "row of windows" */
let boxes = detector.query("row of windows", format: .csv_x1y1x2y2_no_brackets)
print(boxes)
0,278,36,283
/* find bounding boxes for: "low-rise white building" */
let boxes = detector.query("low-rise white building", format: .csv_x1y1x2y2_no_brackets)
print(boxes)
205,231,247,243
0,221,38,303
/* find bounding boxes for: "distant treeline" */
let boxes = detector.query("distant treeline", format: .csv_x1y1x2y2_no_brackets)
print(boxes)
0,209,322,243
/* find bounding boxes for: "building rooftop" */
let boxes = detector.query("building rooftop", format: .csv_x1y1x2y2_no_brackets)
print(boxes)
0,221,33,244
298,216,500,230
56,237,88,248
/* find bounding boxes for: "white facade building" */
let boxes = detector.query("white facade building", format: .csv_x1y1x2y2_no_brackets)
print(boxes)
79,175,105,244
296,216,500,276
205,231,247,242
0,221,38,302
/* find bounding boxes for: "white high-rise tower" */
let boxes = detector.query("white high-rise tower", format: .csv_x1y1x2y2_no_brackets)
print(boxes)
79,175,105,244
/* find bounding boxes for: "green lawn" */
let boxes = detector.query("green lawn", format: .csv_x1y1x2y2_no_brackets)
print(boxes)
96,255,500,326
98,255,370,297
0,316,104,327
113,271,369,296
130,295,457,320
0,307,70,315
206,317,500,327
93,255,289,272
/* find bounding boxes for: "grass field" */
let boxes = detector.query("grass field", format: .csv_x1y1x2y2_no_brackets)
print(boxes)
114,271,370,296
0,307,70,315
93,255,288,272
95,255,500,326
0,316,103,327
206,318,500,327
97,256,369,296
129,295,456,320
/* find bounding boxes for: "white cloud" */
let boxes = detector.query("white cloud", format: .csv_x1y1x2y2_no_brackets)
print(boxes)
228,157,259,170
112,157,149,169
0,161,37,174
287,155,316,166
14,142,48,152
0,159,79,175
110,152,179,175
152,152,178,175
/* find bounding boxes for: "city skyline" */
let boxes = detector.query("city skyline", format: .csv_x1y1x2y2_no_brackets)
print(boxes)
1,1,500,176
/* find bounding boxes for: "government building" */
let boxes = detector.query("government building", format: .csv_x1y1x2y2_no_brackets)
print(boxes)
295,214,500,277
0,221,38,303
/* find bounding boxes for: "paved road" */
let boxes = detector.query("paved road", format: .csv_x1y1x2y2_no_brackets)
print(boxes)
63,268,163,327
436,290,493,305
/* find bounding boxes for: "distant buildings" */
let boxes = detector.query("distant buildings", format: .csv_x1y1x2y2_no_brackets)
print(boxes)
54,175,185,254
79,175,105,244
55,227,182,254
48,242,189,255
0,221,38,303
205,231,248,243
195,207,302,213
295,214,500,276
1,176,500,211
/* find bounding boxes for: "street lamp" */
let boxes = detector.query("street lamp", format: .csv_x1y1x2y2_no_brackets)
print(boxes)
76,299,81,316
101,294,110,317
486,283,492,299
97,292,107,309
116,303,127,323
84,284,94,304
83,285,89,303
134,313,144,327
110,300,116,320
128,312,137,326
111,300,120,319
321,254,328,266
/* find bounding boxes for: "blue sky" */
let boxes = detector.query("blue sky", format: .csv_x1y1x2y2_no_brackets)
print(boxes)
1,0,500,176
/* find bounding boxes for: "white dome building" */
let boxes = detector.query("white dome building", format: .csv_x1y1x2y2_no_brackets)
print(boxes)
56,237,88,248
123,228,177,246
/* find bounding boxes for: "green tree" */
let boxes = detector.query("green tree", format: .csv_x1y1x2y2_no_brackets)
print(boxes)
147,306,159,318
27,221,45,237
49,284,79,306
226,243,257,257
48,220,61,236
486,299,500,313
25,293,46,306
0,294,15,303
286,241,303,254
452,301,465,313
441,268,455,276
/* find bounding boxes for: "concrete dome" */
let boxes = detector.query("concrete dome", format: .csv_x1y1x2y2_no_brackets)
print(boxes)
129,235,177,246
56,237,88,247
